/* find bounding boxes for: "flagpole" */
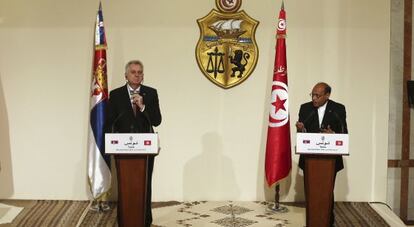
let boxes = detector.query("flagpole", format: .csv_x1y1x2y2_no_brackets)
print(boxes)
265,0,290,213
88,1,112,213
275,184,280,209
267,184,288,212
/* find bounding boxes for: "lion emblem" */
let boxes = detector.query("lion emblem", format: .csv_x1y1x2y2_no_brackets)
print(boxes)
229,50,250,78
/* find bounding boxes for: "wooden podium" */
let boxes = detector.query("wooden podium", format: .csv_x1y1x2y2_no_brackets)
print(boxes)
304,155,336,227
115,155,151,226
296,133,349,227
105,133,159,227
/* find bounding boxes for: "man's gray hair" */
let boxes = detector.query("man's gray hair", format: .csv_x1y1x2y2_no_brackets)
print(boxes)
124,60,144,75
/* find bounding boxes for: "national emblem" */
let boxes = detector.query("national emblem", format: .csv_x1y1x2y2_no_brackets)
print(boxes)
196,0,259,89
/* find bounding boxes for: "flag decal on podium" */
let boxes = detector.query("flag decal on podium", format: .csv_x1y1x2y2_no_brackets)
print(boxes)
87,3,111,200
265,3,292,186
336,141,343,146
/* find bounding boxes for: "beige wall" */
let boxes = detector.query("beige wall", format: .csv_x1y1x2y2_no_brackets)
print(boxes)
0,0,390,201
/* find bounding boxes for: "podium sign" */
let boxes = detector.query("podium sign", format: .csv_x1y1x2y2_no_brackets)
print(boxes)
105,133,159,155
296,133,349,155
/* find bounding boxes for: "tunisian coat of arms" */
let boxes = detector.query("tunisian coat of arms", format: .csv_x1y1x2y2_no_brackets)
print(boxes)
196,0,259,89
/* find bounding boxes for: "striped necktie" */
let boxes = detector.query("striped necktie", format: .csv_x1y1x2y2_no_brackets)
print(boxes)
130,90,139,116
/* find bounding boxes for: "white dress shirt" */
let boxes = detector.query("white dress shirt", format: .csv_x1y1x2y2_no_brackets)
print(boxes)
126,84,145,112
317,101,328,128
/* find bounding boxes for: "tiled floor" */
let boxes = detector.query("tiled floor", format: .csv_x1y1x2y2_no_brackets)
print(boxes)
154,201,302,227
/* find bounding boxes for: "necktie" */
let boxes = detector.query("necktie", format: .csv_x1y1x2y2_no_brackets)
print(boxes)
132,103,137,116
130,90,138,116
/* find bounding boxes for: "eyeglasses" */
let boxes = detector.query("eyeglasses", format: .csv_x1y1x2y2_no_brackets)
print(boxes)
128,70,144,75
309,93,324,99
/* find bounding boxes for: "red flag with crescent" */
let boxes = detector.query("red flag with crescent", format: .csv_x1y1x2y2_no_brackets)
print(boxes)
265,3,292,186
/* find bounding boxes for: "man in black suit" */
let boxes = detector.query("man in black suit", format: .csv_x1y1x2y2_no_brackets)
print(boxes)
296,82,347,227
105,60,161,227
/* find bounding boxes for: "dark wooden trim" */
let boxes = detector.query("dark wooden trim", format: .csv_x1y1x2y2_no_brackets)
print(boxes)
405,220,414,225
400,169,409,220
387,160,398,167
400,0,412,221
388,159,414,167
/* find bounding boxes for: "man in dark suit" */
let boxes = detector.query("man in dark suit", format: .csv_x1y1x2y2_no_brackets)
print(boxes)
105,60,161,227
295,82,347,227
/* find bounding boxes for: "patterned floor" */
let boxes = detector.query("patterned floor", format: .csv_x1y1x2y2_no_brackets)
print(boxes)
153,201,304,227
0,200,393,227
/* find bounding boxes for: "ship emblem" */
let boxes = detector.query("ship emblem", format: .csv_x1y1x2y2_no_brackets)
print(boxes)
196,0,259,89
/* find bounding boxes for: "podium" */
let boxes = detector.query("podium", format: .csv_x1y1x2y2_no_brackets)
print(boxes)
296,133,349,227
105,133,159,227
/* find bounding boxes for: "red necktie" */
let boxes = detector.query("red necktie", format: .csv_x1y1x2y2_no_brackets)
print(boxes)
132,103,137,116
130,89,138,116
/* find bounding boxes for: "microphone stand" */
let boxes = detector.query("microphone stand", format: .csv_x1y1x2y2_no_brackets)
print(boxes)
330,110,345,133
142,110,154,133
111,110,127,133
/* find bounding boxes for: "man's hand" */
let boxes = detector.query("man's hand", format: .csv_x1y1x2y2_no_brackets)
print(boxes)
296,121,306,132
131,94,145,110
321,125,335,134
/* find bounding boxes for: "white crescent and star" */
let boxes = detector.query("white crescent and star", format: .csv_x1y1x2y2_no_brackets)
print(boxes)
222,0,235,8
269,81,289,127
219,0,238,10
278,19,286,31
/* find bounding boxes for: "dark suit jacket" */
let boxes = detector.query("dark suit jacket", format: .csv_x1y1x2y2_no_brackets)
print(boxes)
298,99,348,172
105,84,162,133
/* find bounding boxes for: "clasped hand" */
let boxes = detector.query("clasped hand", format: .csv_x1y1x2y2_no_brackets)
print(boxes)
131,94,144,109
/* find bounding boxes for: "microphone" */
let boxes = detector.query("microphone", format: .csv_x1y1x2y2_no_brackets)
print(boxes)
302,109,316,125
111,110,127,133
297,109,316,133
130,90,139,102
130,90,146,107
328,109,345,133
137,91,153,133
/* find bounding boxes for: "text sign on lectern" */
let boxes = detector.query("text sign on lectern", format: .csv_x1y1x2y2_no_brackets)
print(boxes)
296,133,349,155
105,133,159,155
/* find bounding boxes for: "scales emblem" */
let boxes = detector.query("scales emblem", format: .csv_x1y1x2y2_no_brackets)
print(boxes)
196,0,259,89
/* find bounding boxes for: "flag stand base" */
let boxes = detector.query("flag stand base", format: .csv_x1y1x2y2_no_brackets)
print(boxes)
89,201,111,212
267,184,289,213
267,203,289,213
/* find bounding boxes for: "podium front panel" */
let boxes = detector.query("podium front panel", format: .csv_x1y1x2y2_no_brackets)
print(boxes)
105,133,158,155
296,133,349,155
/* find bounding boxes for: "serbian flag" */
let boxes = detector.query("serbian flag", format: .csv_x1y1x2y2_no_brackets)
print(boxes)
87,3,111,199
265,2,292,186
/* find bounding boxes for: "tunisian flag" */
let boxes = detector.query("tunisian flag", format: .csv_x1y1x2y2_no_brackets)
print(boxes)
265,3,292,186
